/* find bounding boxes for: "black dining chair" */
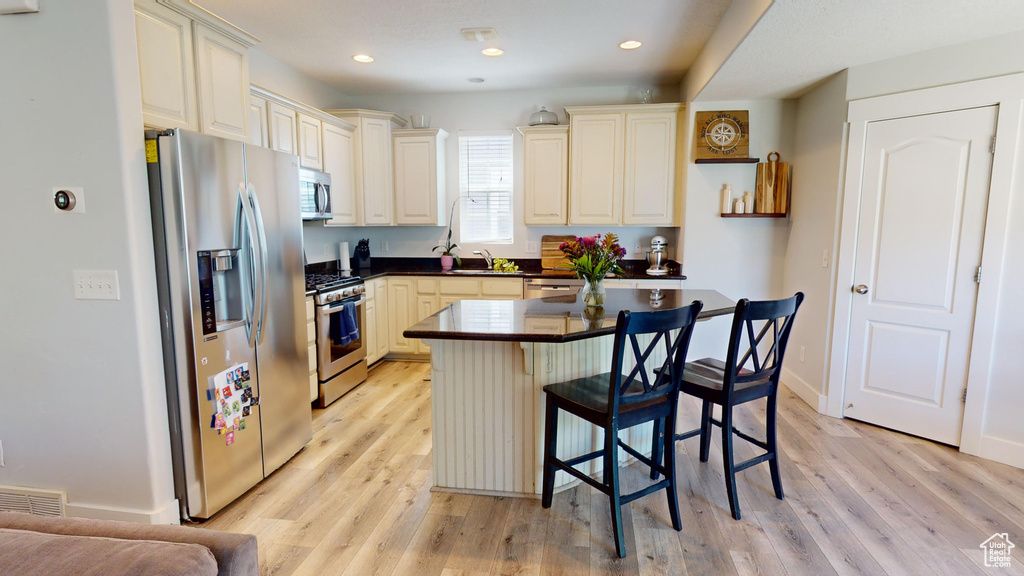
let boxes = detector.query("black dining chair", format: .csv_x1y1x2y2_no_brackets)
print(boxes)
673,292,803,521
541,301,703,558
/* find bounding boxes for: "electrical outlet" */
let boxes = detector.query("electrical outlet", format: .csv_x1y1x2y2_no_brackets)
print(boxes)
73,270,120,300
821,249,829,269
527,241,539,254
635,241,642,254
799,346,806,363
381,240,389,253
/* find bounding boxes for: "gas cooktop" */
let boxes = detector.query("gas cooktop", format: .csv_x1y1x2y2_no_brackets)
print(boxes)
305,272,361,293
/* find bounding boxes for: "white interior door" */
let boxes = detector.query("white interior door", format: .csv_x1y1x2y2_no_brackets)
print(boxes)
843,106,996,445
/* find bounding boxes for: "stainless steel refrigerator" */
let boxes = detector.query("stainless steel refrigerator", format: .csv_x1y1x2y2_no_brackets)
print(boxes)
145,129,312,520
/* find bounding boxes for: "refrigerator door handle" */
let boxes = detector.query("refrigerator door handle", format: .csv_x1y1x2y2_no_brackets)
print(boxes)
237,184,260,348
247,183,270,344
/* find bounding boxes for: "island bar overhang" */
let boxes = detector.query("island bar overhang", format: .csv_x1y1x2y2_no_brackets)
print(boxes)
405,289,736,497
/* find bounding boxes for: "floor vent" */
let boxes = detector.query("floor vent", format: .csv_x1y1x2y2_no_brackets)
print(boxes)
0,486,66,517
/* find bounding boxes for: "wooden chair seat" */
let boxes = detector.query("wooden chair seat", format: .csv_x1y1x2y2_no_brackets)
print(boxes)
680,358,773,404
543,373,674,428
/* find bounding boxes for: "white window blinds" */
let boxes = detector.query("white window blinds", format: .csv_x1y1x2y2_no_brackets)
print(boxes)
459,132,513,244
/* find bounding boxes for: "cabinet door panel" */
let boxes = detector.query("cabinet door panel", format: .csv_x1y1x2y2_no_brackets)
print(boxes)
194,23,249,142
323,123,358,226
374,280,390,359
268,102,297,155
387,280,416,354
414,295,439,354
365,298,378,364
297,113,324,170
569,114,623,224
361,118,394,225
248,95,268,147
623,112,676,225
394,136,437,225
135,3,198,131
523,132,568,225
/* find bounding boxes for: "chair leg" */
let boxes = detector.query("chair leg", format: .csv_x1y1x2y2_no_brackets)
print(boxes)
541,398,558,509
606,429,626,558
650,418,663,480
699,400,712,463
721,405,741,520
766,393,785,501
663,411,682,531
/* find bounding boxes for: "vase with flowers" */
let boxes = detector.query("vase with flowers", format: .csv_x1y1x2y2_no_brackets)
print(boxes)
559,233,626,307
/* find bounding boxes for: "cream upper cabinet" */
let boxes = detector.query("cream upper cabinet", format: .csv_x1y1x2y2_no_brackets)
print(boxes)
248,95,268,147
393,129,448,226
623,111,678,225
297,113,324,170
194,23,250,142
519,125,569,225
565,103,682,226
568,113,624,225
134,2,198,131
327,110,407,226
268,101,297,155
323,121,358,226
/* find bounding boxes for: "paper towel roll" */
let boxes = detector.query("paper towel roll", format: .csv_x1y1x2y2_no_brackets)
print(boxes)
339,242,351,271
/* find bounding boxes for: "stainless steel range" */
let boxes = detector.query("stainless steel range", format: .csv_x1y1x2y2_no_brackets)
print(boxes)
307,273,368,407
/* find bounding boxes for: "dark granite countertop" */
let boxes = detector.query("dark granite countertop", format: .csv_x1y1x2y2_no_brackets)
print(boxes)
331,257,684,281
403,288,734,343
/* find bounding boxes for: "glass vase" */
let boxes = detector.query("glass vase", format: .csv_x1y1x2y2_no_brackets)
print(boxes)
581,277,606,307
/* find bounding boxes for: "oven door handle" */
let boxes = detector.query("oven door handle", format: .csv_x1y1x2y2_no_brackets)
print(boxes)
317,297,365,319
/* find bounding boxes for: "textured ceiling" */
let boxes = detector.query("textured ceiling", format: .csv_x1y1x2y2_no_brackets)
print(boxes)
698,0,1024,101
195,0,730,95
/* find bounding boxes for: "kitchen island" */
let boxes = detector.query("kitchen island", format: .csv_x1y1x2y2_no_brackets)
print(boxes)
404,288,735,497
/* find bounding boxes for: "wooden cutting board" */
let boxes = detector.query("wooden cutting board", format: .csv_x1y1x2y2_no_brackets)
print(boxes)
541,235,575,270
755,151,791,214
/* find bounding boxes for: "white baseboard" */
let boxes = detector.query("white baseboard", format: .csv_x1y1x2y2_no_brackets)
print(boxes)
781,368,827,413
64,498,180,525
977,435,1024,470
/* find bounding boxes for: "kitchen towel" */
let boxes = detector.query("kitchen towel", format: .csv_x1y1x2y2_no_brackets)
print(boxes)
330,303,360,346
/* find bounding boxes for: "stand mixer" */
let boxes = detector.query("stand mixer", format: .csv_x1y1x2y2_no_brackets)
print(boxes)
645,235,669,276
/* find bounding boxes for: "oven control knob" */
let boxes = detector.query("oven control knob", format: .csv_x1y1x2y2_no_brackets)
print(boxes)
328,293,338,303
355,286,365,295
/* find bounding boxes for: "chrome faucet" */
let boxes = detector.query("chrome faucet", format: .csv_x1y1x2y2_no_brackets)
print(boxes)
473,249,493,269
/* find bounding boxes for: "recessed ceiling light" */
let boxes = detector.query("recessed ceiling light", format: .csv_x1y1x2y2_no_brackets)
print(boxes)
481,47,504,57
619,40,642,50
467,77,485,83
352,54,374,63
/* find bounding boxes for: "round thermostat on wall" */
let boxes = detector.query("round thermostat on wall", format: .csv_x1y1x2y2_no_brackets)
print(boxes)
54,189,76,211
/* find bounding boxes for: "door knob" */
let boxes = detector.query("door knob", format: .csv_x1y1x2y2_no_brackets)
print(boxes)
853,284,869,295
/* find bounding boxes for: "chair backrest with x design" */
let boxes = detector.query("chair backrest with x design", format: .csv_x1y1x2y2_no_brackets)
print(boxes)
721,292,804,401
605,301,704,415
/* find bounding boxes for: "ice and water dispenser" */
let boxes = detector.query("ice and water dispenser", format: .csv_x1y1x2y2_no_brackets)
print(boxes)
197,249,246,335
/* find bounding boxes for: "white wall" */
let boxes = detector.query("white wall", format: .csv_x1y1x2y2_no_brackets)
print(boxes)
0,1,177,522
680,99,796,359
846,29,1024,101
302,84,680,265
680,0,772,102
779,71,848,407
249,48,350,110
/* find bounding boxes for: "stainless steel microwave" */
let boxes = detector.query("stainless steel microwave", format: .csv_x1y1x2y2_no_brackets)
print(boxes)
299,168,332,220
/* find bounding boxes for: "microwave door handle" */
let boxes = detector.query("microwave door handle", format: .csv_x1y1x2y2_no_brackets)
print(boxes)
237,184,258,347
320,183,330,216
247,183,269,344
312,182,321,214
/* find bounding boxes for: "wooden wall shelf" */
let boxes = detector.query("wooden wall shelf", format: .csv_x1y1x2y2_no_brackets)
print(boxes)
695,157,760,164
720,212,788,218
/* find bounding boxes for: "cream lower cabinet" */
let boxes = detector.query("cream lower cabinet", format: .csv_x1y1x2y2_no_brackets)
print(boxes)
519,125,569,225
393,129,447,225
604,278,685,290
386,276,524,358
305,296,317,403
565,104,682,226
365,278,389,364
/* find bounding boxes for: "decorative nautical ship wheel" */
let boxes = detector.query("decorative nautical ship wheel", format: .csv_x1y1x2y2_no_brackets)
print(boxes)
694,110,750,159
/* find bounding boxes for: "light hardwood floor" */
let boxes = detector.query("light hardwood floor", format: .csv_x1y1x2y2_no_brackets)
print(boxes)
199,360,1024,576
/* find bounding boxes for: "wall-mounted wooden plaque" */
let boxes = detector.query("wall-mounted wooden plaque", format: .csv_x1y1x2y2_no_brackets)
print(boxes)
694,110,749,160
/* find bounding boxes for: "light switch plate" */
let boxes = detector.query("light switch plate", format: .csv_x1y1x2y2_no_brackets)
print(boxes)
527,241,539,254
0,0,39,15
74,270,120,300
